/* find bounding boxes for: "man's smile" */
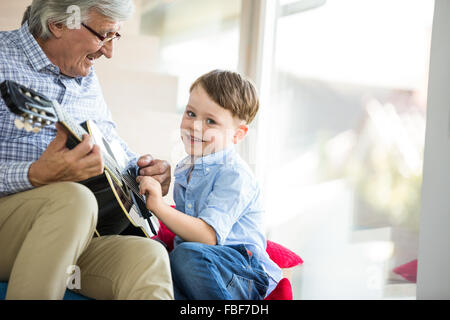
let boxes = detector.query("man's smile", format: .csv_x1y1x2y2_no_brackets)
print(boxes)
85,53,101,65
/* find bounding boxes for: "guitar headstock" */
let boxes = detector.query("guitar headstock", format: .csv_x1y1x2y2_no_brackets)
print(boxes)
0,80,59,133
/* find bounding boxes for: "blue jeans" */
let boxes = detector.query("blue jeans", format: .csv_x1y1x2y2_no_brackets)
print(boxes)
169,242,269,300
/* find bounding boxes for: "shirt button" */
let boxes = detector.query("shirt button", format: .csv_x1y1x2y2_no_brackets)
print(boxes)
187,203,192,209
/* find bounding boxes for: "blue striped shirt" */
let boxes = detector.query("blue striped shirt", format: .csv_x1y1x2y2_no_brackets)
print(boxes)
173,146,282,295
0,22,137,197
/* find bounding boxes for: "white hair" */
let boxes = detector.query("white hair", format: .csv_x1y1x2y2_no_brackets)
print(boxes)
24,0,135,39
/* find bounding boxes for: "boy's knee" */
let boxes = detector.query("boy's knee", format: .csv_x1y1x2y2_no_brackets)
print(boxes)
170,242,205,261
169,242,210,276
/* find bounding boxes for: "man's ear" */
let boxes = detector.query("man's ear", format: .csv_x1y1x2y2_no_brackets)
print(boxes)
233,125,249,144
47,21,66,39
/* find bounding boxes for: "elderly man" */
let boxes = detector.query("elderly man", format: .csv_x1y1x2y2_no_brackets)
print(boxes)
0,0,174,299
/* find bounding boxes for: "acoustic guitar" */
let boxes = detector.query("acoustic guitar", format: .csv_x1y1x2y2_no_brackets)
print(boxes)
0,80,158,238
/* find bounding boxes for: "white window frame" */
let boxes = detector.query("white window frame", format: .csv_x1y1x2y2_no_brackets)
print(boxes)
237,0,278,184
417,0,450,299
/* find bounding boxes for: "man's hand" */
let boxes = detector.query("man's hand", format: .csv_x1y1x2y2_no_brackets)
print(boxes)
28,123,104,186
137,155,171,196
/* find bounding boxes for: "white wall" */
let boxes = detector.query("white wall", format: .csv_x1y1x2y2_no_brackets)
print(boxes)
417,0,450,299
0,0,31,31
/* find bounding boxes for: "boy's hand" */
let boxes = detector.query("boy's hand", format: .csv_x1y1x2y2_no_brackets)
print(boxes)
137,175,163,212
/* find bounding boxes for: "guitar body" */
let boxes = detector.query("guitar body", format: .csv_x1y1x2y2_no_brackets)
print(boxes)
0,80,157,238
69,120,157,238
80,173,132,236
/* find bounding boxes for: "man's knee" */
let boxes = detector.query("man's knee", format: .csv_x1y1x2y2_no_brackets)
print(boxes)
109,236,173,300
49,182,98,232
107,236,171,273
132,237,170,267
57,182,97,207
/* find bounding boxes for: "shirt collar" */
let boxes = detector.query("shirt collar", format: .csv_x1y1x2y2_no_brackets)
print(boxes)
194,146,235,167
175,146,236,177
18,22,58,74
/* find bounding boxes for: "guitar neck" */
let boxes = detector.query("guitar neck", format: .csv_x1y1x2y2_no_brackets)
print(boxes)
52,101,123,183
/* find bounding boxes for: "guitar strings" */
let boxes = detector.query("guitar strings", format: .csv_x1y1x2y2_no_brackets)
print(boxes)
64,118,150,210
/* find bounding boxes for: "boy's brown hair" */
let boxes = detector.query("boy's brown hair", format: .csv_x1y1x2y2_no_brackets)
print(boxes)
190,70,259,124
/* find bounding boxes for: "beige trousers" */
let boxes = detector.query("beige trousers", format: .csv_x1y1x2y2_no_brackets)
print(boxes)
0,182,173,300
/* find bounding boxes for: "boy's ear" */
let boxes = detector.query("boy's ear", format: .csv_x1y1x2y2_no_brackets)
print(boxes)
233,125,249,144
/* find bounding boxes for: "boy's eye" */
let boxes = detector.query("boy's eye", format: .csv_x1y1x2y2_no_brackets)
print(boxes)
187,111,195,117
206,119,216,125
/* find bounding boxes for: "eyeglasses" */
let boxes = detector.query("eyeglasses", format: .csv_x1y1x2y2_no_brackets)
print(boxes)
81,23,121,46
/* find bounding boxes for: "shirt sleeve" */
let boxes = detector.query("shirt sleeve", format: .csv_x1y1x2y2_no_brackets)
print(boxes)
198,166,258,245
0,161,34,197
0,78,34,197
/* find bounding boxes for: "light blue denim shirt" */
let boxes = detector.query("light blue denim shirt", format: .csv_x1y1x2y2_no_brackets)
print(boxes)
173,146,282,294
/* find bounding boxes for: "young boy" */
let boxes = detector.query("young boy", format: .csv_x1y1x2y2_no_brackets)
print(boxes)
138,70,282,300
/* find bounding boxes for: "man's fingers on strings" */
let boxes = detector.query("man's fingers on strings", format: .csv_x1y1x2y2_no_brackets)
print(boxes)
137,154,154,167
139,159,169,177
69,134,95,159
79,145,104,173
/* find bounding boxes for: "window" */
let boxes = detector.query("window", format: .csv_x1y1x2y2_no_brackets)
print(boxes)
261,0,434,299
140,0,242,113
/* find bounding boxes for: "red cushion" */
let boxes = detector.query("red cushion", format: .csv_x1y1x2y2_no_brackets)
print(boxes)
266,240,303,268
153,220,176,252
264,278,293,300
393,259,417,283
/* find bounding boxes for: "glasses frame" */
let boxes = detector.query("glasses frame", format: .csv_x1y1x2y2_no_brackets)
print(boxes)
81,23,121,45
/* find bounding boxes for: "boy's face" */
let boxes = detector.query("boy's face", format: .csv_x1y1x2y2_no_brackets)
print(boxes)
180,85,248,157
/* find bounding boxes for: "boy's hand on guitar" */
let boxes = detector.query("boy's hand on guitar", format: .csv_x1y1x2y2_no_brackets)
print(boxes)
137,175,163,212
137,155,171,196
28,123,104,186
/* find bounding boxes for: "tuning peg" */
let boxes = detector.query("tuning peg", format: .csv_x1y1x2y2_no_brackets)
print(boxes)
14,118,24,130
32,126,41,133
24,121,33,132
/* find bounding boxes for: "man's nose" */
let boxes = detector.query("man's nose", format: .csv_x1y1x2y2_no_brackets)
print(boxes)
100,40,114,59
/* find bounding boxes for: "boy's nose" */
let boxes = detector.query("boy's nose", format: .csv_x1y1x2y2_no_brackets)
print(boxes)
193,120,203,132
